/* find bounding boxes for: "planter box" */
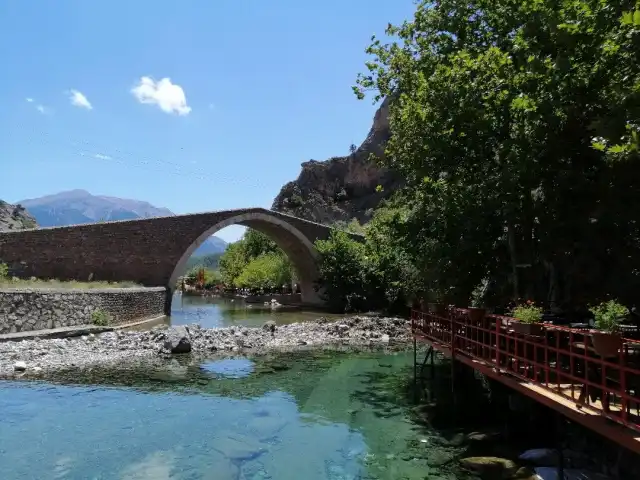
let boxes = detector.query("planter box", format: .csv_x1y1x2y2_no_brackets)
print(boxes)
511,321,544,336
468,307,486,323
591,331,622,357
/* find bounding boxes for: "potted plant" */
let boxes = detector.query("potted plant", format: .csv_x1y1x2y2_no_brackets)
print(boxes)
468,280,489,324
468,298,487,324
589,300,628,357
511,301,544,336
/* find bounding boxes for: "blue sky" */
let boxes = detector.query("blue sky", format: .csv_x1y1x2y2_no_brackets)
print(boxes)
0,0,414,242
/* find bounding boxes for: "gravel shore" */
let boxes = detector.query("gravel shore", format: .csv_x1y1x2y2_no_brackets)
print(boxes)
0,315,411,377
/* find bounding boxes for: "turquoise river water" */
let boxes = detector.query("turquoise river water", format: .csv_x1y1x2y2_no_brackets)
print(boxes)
0,296,478,479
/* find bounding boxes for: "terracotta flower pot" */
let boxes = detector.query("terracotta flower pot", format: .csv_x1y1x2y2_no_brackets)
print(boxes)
468,307,486,323
591,331,622,357
511,321,543,336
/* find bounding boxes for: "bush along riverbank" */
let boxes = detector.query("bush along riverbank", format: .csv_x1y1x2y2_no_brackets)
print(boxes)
0,314,410,377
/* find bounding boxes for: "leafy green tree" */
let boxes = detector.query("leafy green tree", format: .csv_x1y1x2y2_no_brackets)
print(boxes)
235,253,292,290
333,218,366,235
219,242,248,287
242,229,281,259
218,228,295,288
203,269,222,288
315,230,370,312
354,0,640,307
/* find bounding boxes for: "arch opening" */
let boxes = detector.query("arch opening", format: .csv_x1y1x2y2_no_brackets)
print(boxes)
167,212,323,311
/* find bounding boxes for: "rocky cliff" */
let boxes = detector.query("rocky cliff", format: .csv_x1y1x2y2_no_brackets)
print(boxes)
0,200,37,232
272,97,404,224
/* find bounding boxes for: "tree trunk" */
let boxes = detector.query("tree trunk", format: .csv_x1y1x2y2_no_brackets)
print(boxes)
507,221,520,301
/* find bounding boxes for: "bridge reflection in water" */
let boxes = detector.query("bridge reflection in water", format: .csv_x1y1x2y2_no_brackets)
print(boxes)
411,308,640,455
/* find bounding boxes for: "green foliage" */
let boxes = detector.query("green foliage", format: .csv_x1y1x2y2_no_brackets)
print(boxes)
0,263,7,279
184,267,222,288
333,218,366,235
91,308,112,326
349,0,640,308
218,228,295,289
315,230,370,312
512,303,544,324
590,300,629,334
235,253,292,290
242,229,280,259
219,242,249,286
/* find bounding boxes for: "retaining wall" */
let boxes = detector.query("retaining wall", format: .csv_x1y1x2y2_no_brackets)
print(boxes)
0,287,166,334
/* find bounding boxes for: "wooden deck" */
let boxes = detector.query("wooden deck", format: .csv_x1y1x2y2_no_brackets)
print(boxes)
412,309,640,454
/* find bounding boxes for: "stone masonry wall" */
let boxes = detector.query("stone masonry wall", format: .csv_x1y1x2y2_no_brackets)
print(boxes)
0,287,166,334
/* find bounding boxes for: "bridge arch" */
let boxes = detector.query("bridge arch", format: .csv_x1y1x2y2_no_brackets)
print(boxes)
168,211,322,307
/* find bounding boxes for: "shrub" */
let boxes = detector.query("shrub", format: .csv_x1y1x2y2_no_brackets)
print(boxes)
91,309,112,326
512,302,544,324
590,300,629,334
315,230,369,312
0,263,7,279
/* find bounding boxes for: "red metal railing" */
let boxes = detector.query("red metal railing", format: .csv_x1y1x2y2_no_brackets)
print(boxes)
411,308,640,433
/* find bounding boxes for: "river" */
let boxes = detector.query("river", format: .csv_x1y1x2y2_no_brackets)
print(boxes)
0,295,479,479
167,294,347,329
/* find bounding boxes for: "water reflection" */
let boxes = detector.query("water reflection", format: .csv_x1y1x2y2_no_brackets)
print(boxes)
168,294,345,329
200,358,255,378
0,350,471,479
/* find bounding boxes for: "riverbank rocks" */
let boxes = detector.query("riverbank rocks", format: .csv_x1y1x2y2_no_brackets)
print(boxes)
0,314,411,376
13,361,26,371
262,320,276,334
162,326,192,354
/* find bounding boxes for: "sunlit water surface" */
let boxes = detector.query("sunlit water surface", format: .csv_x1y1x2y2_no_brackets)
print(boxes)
0,296,474,479
163,294,347,329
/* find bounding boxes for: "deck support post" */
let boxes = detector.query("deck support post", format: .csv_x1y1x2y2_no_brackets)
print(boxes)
413,337,418,402
556,414,565,480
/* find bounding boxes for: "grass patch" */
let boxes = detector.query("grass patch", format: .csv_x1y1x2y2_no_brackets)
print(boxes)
91,308,112,326
0,277,141,290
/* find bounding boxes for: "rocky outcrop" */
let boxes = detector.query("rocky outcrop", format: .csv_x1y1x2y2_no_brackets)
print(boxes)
0,200,37,232
272,97,404,224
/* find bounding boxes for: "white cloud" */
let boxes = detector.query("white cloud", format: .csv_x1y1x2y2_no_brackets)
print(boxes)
94,153,112,160
131,76,191,115
26,97,34,103
69,89,92,110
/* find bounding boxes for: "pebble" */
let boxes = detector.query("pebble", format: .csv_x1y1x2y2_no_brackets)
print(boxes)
0,315,411,377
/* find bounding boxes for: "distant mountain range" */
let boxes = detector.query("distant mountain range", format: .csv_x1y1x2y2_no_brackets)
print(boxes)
18,190,227,256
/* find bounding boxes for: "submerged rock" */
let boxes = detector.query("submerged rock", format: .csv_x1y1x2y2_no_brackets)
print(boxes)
460,456,518,478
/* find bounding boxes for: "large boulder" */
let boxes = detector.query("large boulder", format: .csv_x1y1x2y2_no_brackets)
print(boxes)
163,326,192,354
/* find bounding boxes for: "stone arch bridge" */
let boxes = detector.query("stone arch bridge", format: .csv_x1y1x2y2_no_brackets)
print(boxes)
0,208,356,313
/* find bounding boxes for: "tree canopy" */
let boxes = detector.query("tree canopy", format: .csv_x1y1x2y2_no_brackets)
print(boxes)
218,229,296,289
315,0,640,312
